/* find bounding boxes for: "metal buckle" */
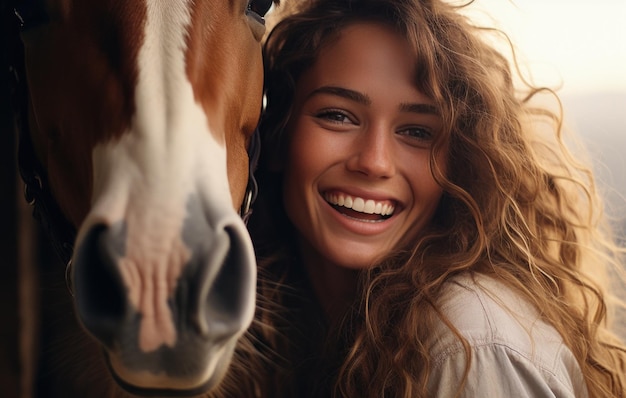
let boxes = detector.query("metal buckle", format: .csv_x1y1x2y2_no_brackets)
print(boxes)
240,186,254,222
23,174,42,206
65,259,74,296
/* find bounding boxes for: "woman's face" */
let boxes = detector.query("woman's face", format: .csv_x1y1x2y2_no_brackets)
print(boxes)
281,22,446,271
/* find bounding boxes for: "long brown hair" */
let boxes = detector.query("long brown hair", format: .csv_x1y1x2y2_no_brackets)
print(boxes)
215,0,626,396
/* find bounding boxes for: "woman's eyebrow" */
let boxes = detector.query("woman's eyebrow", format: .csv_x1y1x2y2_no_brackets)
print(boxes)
399,102,439,115
306,86,371,105
307,86,438,115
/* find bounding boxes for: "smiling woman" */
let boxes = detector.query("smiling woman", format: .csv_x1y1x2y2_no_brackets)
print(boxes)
280,23,445,274
242,0,626,396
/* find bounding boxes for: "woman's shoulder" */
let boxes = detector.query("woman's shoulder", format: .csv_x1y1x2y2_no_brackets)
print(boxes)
434,273,559,349
427,273,587,397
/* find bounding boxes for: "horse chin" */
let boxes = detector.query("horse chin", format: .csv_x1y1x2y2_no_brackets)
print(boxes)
111,376,219,397
104,340,236,397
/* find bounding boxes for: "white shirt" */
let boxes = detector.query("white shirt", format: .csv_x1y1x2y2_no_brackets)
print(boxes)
426,274,588,397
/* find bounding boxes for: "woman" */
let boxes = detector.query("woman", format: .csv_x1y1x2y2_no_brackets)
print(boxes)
213,0,626,396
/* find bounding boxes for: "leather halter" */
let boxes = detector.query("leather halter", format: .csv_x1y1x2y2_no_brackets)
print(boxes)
7,6,261,269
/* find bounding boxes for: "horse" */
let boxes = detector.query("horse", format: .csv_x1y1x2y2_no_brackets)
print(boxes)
6,0,273,396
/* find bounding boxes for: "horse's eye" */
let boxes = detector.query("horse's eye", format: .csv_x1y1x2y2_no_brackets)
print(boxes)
247,0,273,19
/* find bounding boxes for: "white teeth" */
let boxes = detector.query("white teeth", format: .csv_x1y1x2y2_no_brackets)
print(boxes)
364,200,375,214
324,193,395,216
353,197,365,212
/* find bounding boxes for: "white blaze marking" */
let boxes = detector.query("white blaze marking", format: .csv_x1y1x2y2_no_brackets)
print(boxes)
83,0,234,354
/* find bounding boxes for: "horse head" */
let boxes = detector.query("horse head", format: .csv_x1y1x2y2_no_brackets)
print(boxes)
13,0,272,394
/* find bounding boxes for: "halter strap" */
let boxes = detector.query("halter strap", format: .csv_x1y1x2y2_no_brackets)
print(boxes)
7,5,75,266
241,128,260,223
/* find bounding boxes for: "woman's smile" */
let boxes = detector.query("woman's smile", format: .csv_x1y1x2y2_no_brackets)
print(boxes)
323,191,396,221
318,188,402,238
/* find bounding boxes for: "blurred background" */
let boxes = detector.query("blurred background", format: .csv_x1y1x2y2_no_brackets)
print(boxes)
465,0,626,334
466,0,626,229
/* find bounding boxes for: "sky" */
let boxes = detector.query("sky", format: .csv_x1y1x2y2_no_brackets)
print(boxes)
462,0,626,96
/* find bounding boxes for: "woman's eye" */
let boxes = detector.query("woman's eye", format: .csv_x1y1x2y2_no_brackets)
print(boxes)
397,126,433,142
316,110,353,124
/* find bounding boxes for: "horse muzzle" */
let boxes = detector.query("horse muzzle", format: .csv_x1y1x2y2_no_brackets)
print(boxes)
71,193,256,395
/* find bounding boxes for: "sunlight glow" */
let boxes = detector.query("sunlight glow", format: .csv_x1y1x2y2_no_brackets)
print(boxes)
463,0,626,95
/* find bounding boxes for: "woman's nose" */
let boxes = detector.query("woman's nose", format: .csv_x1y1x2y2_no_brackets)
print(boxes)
346,125,396,178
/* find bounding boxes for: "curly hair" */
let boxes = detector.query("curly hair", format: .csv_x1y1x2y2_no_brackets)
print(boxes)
213,0,626,397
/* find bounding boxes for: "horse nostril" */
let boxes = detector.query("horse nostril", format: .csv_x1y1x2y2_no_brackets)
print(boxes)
73,223,127,347
196,223,256,342
209,226,251,311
